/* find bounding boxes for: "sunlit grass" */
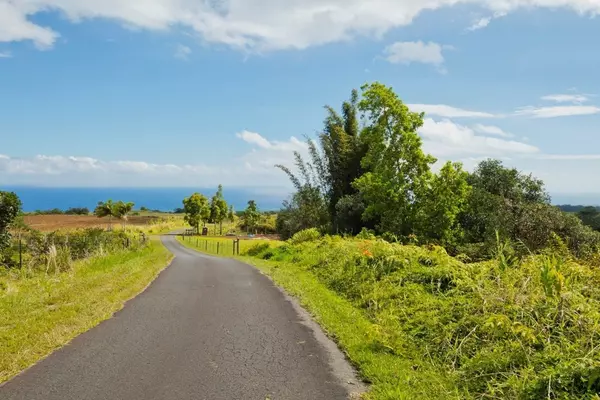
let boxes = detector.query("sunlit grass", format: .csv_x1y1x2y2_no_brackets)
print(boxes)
0,239,173,383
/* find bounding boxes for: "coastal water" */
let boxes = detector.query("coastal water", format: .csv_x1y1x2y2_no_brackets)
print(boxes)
2,186,287,212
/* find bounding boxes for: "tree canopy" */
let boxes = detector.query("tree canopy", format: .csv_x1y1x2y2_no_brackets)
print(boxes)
183,193,210,233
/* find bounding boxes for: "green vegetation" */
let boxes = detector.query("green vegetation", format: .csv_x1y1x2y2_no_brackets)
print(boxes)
0,239,173,383
183,192,210,234
177,235,279,257
239,234,600,399
94,200,135,229
276,83,600,260
0,191,21,260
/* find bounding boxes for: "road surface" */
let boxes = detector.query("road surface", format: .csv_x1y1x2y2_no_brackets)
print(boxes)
1,234,362,400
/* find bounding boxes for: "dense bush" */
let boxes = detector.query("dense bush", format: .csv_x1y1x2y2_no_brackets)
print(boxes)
289,228,321,245
249,236,600,399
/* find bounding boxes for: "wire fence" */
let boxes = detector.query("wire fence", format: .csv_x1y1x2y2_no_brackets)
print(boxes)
180,234,241,256
4,229,148,270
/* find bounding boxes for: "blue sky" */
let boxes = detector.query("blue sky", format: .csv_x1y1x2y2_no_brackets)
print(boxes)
1,1,600,202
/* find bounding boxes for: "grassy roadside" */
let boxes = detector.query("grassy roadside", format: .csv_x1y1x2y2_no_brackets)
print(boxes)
0,239,173,384
177,235,282,257
176,237,451,399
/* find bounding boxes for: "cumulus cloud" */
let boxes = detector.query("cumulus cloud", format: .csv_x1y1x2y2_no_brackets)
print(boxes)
236,130,307,152
419,118,539,159
515,105,600,118
383,41,447,67
408,104,497,118
0,51,12,58
3,1,600,51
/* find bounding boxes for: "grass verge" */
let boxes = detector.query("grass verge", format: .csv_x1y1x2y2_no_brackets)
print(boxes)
177,235,282,257
0,239,173,384
176,236,450,399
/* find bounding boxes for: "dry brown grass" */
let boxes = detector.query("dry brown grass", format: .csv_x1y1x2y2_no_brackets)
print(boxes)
23,215,162,232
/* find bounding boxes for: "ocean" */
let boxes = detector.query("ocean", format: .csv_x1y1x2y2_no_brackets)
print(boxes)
2,186,288,212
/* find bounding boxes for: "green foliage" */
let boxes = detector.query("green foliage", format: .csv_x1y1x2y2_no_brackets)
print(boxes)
64,207,90,215
276,186,329,240
182,193,210,233
209,185,229,235
241,200,261,233
0,191,22,256
247,237,600,399
289,228,321,245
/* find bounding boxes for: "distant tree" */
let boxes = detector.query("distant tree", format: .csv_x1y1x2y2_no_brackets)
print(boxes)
0,191,22,254
94,200,118,230
173,207,185,214
242,200,261,234
276,187,329,240
578,206,600,231
228,205,235,223
65,207,90,215
140,206,149,212
183,193,210,234
209,185,229,235
114,201,135,227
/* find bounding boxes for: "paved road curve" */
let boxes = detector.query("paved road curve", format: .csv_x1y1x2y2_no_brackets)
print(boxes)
1,235,362,400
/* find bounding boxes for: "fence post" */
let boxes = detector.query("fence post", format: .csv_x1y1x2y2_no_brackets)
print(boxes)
233,240,235,255
217,242,220,254
205,240,207,251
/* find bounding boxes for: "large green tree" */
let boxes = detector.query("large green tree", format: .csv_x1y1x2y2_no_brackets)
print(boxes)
0,191,22,254
353,82,436,237
183,193,210,234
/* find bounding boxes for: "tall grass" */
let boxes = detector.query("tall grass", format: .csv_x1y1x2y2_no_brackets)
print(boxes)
243,233,600,399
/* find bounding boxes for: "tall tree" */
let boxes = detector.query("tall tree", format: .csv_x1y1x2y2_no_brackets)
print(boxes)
276,89,367,236
183,193,210,234
0,191,22,255
242,200,260,234
209,185,229,235
353,82,436,237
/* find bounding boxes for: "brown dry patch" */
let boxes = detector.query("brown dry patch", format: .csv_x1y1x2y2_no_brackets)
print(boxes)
23,215,159,232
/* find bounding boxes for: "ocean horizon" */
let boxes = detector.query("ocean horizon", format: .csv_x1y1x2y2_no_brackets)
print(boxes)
2,186,289,212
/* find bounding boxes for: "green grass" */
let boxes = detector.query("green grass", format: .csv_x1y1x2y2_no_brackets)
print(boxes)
177,235,281,257
0,239,173,383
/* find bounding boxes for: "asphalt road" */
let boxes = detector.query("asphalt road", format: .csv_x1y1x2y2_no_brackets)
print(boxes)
1,234,362,400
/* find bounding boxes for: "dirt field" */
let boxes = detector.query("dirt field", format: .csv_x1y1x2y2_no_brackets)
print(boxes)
23,215,162,232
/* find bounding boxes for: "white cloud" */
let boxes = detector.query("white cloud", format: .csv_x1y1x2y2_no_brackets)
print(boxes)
468,17,492,31
408,104,497,118
0,51,12,58
419,118,539,158
236,130,307,152
383,41,446,67
472,123,514,138
0,132,309,187
515,105,600,118
3,1,600,51
541,94,589,104
174,44,191,60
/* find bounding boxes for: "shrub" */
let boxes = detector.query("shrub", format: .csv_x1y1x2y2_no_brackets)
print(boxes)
289,228,321,245
249,236,600,399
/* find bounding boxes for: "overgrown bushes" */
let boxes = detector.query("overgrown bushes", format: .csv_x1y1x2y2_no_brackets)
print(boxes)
244,235,600,399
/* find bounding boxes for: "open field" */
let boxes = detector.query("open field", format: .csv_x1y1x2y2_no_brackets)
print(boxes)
23,214,183,232
0,239,173,384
